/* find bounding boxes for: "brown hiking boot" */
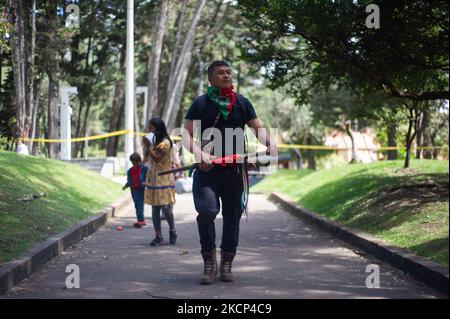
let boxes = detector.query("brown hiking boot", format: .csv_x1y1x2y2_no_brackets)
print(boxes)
200,249,218,285
220,250,235,282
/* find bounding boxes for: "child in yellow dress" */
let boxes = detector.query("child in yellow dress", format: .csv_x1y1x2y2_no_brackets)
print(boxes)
143,117,177,246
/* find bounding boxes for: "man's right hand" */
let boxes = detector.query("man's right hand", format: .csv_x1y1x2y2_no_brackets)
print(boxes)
196,152,216,172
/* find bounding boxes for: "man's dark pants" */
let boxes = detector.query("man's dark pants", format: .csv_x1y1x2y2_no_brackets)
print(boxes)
192,166,244,253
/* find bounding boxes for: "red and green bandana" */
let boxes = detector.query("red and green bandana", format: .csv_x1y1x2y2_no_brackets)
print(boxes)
207,85,237,121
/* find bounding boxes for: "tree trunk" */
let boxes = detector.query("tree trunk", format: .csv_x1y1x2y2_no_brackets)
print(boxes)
47,70,60,159
80,99,92,158
293,149,303,169
106,80,125,156
195,0,227,52
306,134,316,170
236,63,242,93
32,116,40,155
430,102,447,159
387,123,398,160
10,0,30,140
344,121,357,163
169,58,198,130
404,103,421,169
162,0,206,130
146,0,168,121
197,52,205,95
0,47,3,94
431,129,440,160
421,108,433,159
26,0,37,151
164,0,189,130
404,122,413,169
30,73,45,155
73,99,84,158
106,44,126,156
44,1,62,159
168,0,188,79
167,50,192,130
73,35,92,158
431,133,440,160
164,0,228,130
415,112,423,159
32,102,46,155
106,83,125,157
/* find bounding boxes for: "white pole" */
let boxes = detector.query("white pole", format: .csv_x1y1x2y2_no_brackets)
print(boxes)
125,0,135,165
59,87,77,161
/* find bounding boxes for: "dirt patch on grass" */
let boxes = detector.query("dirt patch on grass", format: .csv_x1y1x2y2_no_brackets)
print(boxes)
373,181,448,210
419,218,448,233
349,179,449,230
393,168,420,175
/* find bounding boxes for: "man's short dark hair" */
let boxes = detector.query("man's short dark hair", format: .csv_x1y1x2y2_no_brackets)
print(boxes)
129,152,142,163
207,60,231,78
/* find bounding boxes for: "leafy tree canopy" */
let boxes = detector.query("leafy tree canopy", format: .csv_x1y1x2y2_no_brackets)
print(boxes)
237,0,449,103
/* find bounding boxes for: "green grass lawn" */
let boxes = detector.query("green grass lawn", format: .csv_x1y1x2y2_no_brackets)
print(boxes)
0,151,124,264
252,160,449,267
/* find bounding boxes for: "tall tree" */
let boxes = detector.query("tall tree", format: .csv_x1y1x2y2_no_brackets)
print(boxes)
404,100,425,168
106,45,126,157
9,0,30,141
238,0,449,101
162,0,206,131
0,5,14,149
238,0,449,167
146,0,168,121
44,1,64,159
8,0,48,154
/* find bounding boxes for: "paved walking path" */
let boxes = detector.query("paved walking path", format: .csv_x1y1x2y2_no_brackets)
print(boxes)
2,193,445,299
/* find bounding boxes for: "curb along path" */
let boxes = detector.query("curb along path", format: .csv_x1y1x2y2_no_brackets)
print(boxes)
0,194,133,295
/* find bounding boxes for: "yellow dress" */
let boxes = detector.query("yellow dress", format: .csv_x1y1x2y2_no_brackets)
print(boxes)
144,139,176,206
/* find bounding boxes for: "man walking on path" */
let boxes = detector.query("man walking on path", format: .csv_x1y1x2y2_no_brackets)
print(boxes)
182,60,276,284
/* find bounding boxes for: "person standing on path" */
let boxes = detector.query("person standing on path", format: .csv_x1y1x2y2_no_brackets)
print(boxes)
182,60,276,284
122,152,148,228
143,117,177,246
15,138,29,155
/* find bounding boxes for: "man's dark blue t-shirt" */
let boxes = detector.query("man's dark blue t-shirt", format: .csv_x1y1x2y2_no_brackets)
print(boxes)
185,93,257,157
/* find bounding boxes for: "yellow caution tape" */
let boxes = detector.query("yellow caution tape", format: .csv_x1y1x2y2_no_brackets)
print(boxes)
132,131,182,141
277,144,442,151
277,143,348,150
24,130,131,143
23,130,181,143
251,142,442,151
23,130,441,151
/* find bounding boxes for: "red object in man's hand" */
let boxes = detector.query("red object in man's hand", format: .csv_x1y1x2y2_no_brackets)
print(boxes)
211,154,243,166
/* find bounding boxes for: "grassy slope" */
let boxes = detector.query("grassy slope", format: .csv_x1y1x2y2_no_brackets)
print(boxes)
252,160,449,267
0,151,123,263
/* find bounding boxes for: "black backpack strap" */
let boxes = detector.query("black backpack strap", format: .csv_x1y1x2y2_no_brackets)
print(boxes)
195,94,218,151
196,94,220,129
234,93,250,154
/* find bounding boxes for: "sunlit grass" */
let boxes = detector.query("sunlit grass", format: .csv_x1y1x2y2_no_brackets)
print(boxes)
252,160,449,266
0,150,123,263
